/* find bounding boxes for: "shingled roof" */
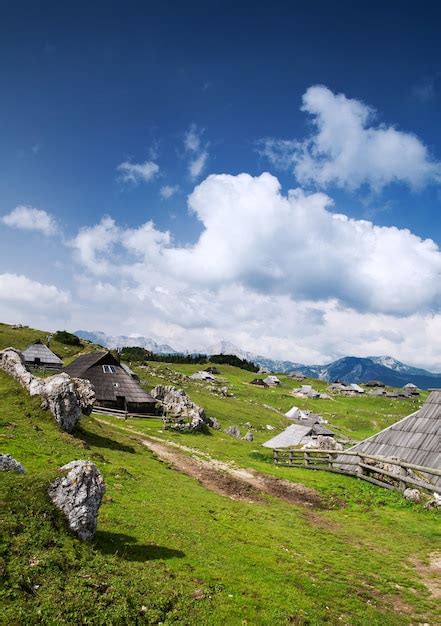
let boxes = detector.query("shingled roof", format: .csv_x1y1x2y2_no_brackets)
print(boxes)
63,351,156,408
23,342,63,367
338,390,441,489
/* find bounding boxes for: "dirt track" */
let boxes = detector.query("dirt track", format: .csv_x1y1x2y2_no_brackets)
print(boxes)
140,437,324,508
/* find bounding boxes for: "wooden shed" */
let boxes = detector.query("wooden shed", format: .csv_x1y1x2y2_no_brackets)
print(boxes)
23,341,63,371
338,391,441,489
63,351,157,415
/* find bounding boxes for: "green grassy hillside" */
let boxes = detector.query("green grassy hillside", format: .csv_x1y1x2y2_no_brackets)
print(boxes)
1,324,440,624
0,322,101,364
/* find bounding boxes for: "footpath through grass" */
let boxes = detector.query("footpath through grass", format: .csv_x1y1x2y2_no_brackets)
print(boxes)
1,366,440,625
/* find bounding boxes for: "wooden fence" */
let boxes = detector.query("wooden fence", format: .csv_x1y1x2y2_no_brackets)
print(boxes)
273,448,441,495
92,406,159,419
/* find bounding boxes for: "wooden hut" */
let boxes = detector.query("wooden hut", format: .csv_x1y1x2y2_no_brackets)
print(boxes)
63,351,157,415
23,341,63,371
337,391,441,489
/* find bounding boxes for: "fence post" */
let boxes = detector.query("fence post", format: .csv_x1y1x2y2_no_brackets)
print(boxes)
274,450,278,465
289,449,294,466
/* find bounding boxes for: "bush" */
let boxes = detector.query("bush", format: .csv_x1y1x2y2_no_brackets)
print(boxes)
53,330,81,346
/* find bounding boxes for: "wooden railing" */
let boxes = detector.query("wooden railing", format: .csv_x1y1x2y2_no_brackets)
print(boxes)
273,448,441,495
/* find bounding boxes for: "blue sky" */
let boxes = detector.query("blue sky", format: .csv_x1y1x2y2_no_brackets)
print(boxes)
1,1,441,368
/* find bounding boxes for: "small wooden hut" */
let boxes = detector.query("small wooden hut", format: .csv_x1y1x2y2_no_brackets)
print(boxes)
23,341,63,371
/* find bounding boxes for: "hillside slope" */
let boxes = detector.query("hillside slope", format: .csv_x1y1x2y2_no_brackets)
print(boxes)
1,324,440,624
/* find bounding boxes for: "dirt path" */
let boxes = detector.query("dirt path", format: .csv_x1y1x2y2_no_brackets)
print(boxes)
139,437,324,508
410,552,441,599
95,416,325,507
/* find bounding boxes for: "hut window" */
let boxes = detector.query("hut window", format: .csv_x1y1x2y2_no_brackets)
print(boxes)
113,383,119,388
102,365,117,374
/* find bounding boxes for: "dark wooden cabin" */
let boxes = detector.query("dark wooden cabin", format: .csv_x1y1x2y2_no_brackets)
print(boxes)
63,351,157,414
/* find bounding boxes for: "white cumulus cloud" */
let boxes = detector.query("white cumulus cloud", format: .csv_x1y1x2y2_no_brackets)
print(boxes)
2,205,58,236
117,160,159,184
71,172,441,317
260,85,441,191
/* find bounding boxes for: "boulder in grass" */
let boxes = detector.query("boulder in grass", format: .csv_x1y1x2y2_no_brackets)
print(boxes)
224,426,241,439
243,431,254,442
0,453,25,474
0,348,95,433
48,460,105,541
403,488,421,503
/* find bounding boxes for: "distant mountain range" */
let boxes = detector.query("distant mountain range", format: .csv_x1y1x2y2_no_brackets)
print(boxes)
75,330,177,355
75,330,441,389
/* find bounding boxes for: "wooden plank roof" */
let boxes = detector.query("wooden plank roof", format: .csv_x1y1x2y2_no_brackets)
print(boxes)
23,343,63,365
63,351,155,404
339,391,441,488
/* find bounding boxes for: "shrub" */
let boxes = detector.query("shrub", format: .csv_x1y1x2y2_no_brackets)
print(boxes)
53,330,81,346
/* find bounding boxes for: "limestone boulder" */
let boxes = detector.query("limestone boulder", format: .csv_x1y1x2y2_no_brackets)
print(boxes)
0,348,95,433
0,453,25,474
403,488,421,503
224,426,241,438
151,385,211,431
48,460,105,540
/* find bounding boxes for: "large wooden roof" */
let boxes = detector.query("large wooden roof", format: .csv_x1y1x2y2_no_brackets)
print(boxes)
63,351,155,405
341,391,441,488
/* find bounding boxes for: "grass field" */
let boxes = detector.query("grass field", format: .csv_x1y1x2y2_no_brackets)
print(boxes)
1,325,440,624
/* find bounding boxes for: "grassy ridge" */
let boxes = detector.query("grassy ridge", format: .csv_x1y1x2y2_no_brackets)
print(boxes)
0,322,99,364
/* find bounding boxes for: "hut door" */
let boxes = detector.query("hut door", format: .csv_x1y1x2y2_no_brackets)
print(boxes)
116,395,127,411
35,357,41,365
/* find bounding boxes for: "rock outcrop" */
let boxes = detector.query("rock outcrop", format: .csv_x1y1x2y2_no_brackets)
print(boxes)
151,385,214,431
224,426,241,439
403,488,422,503
0,348,95,432
0,453,25,474
48,460,105,540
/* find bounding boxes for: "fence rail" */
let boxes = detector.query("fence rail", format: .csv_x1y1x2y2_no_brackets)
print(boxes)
273,448,440,495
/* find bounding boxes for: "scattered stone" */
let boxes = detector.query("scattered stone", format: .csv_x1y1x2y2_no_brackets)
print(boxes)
243,422,252,428
224,426,241,438
0,348,95,432
265,424,275,430
243,431,254,442
210,417,221,430
424,493,441,509
0,453,25,473
48,460,105,540
151,385,210,431
403,488,422,503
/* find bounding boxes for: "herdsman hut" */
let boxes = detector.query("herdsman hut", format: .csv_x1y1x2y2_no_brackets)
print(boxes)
338,390,441,489
63,351,157,415
23,341,63,371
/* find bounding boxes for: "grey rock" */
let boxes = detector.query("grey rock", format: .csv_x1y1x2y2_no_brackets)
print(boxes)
48,460,105,540
0,348,95,433
210,417,221,430
424,493,441,509
151,385,208,431
224,426,241,438
403,488,421,503
0,453,25,474
243,431,254,442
